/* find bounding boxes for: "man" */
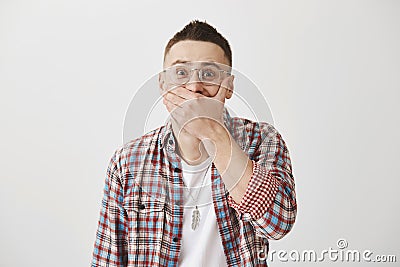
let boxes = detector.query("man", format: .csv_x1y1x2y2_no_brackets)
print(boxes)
92,20,297,267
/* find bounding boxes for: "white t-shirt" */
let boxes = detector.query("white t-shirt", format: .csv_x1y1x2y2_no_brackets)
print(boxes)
178,157,228,267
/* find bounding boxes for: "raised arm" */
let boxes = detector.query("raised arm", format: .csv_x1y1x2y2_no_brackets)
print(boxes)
212,123,297,240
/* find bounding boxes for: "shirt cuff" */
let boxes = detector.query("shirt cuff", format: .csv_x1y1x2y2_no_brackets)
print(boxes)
228,160,280,220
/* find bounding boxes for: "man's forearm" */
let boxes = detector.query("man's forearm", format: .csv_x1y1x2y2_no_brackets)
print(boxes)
206,126,253,203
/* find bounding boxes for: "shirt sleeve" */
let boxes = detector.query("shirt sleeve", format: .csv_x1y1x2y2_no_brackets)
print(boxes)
228,124,297,240
92,148,128,266
228,160,280,219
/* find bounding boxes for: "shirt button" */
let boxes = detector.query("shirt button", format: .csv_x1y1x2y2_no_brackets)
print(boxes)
258,251,266,258
168,139,174,145
173,237,179,242
139,204,145,210
174,167,182,173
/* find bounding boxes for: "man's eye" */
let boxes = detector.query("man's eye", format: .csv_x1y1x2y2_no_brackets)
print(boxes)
202,70,216,79
176,69,188,76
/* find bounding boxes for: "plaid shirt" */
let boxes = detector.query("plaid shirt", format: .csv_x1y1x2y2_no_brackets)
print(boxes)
92,110,297,267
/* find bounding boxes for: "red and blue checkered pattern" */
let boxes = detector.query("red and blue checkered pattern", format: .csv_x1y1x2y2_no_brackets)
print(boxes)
92,110,297,266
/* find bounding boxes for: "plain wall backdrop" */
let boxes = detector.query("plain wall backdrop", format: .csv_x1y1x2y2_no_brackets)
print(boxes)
1,0,399,266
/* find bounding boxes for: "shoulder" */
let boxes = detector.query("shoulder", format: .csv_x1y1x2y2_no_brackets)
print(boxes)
229,116,281,141
107,125,166,172
123,126,165,151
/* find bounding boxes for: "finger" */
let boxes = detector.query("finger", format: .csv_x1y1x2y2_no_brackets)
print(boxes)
213,76,233,101
163,95,182,113
168,86,204,100
164,91,186,107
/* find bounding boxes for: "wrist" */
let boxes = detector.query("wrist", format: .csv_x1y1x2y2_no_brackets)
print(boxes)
206,122,230,143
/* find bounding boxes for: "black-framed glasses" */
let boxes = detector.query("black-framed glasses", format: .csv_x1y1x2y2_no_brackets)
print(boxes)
163,62,231,85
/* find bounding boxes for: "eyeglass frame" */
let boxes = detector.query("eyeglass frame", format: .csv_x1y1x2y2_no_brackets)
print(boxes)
161,61,232,86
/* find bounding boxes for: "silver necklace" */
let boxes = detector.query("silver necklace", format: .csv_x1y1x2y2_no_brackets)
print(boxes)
183,165,210,230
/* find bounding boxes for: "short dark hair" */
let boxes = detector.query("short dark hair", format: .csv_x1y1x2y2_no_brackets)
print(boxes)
164,20,232,66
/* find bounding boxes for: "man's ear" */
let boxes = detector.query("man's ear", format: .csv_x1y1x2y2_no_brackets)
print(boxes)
158,72,166,95
225,75,234,99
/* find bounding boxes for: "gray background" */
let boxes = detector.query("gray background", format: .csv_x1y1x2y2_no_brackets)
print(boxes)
1,0,399,266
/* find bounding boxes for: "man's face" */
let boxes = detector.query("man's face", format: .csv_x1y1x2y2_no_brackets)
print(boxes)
161,40,233,98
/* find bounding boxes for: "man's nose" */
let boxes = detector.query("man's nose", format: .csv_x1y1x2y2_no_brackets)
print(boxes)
185,70,204,93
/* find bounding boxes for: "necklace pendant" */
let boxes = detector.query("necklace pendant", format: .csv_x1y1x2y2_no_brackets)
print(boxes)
191,206,200,230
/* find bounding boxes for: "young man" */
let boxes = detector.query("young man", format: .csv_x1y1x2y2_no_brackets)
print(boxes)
92,20,297,267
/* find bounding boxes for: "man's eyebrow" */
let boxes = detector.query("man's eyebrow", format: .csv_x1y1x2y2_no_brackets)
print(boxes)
199,61,221,69
199,61,232,73
171,59,189,65
171,60,225,69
